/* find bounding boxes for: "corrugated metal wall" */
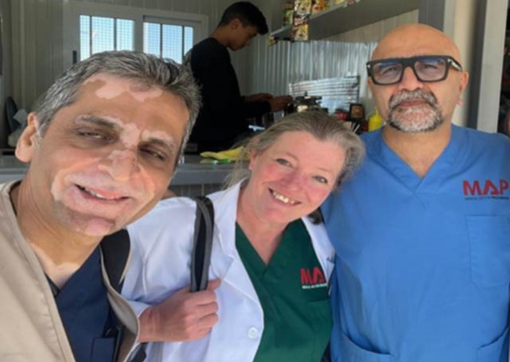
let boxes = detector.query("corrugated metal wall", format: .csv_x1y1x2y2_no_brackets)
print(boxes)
243,6,418,114
246,39,378,108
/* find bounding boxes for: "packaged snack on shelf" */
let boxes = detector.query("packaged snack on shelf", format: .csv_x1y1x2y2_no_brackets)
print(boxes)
292,0,311,42
292,24,309,41
294,0,312,16
312,0,329,14
293,13,308,27
267,35,278,46
283,0,294,26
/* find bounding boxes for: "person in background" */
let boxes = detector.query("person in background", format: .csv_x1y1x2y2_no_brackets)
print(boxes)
185,1,292,153
0,50,203,362
122,112,365,362
322,24,510,362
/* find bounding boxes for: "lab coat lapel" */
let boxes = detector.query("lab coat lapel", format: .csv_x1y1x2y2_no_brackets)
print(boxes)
209,181,260,305
302,217,335,280
221,251,260,304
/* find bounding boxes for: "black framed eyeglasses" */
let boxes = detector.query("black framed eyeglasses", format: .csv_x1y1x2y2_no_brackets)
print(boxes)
366,55,463,86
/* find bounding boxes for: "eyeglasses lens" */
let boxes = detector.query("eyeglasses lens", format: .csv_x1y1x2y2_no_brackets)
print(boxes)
372,57,448,85
373,61,402,85
414,58,447,81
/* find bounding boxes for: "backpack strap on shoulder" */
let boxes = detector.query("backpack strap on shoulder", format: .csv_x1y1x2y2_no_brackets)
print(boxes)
191,196,215,293
100,229,130,293
125,196,216,362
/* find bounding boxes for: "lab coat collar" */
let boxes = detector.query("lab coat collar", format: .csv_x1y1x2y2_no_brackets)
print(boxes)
208,181,262,305
208,180,243,257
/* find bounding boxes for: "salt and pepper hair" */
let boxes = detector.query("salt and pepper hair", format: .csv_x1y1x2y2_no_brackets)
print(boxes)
229,111,365,223
34,50,201,157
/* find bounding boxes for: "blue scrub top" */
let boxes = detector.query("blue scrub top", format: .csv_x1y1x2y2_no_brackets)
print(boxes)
52,247,118,362
322,125,510,362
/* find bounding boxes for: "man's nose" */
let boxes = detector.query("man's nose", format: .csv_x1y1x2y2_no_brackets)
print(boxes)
398,66,423,91
98,148,140,181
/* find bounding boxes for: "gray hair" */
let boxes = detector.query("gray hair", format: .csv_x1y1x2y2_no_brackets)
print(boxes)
34,50,200,157
229,111,365,187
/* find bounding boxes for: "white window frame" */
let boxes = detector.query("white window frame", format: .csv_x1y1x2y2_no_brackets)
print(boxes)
143,15,198,62
63,2,208,70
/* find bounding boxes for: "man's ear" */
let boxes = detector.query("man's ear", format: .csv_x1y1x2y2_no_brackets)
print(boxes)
15,112,40,163
367,77,375,93
230,18,242,30
457,71,469,106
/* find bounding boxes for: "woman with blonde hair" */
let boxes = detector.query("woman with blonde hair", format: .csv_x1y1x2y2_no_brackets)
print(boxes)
123,111,365,362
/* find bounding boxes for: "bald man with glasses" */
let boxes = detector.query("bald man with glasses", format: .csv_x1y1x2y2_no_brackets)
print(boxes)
322,24,510,362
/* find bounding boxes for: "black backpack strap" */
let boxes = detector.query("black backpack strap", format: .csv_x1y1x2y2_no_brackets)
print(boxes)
129,346,147,362
190,196,215,293
127,197,215,362
100,229,148,362
100,229,130,293
101,230,147,362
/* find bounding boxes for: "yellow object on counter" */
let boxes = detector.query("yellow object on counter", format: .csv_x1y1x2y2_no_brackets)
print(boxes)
200,146,249,163
199,159,232,165
368,110,384,131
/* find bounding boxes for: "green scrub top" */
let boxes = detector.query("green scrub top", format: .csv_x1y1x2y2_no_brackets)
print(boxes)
236,220,332,362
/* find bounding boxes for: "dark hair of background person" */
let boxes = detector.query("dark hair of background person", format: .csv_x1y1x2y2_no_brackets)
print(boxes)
218,1,269,34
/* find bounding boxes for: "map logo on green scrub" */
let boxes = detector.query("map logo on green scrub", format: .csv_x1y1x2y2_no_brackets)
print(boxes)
300,267,327,290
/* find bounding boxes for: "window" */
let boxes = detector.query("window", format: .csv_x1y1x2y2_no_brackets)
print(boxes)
143,22,194,63
80,16,135,61
65,3,206,68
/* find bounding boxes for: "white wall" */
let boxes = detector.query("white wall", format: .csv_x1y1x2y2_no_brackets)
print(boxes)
450,0,476,127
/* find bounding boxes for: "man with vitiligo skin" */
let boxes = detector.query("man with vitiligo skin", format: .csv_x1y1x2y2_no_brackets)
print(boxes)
0,51,217,362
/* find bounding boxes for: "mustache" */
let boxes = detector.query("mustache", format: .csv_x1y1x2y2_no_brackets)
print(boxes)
389,89,438,110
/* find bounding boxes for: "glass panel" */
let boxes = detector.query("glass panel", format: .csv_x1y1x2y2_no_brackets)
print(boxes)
162,24,182,63
184,26,194,55
79,15,91,61
91,16,114,54
116,19,135,51
144,22,161,56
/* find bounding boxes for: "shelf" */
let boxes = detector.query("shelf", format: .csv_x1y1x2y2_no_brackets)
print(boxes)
270,0,419,41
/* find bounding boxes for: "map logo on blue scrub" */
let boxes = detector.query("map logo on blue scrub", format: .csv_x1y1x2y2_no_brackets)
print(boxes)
463,179,509,200
300,267,327,290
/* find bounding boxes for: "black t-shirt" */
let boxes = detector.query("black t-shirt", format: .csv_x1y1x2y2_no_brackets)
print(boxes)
186,38,271,151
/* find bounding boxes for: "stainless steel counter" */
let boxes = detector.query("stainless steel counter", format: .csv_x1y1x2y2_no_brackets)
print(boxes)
0,155,238,196
173,155,236,185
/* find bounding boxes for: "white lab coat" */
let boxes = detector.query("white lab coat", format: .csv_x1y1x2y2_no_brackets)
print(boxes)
122,181,335,362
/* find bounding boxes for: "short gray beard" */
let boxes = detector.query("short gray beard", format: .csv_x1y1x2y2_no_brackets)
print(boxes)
387,89,444,133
